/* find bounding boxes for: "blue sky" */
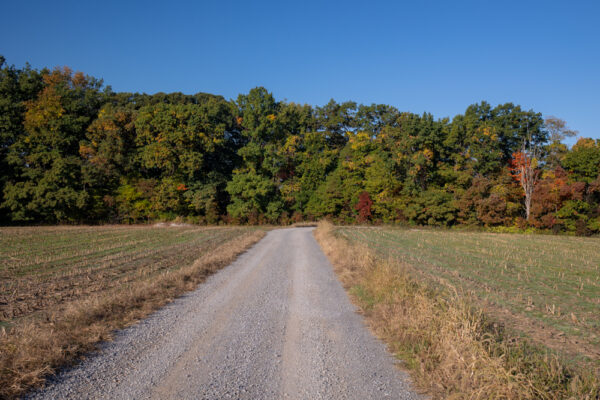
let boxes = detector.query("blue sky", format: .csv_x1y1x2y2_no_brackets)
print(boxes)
1,0,599,143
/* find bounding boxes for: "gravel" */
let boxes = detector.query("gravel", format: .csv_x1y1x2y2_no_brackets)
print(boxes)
27,227,423,400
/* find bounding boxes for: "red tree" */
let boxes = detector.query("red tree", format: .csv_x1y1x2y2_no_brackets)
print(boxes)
355,191,373,222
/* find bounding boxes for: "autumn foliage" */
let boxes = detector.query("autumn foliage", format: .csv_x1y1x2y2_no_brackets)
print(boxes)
355,191,373,222
1,56,600,233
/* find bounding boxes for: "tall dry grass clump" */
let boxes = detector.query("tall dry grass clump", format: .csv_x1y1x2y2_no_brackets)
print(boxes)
314,221,599,399
0,230,265,399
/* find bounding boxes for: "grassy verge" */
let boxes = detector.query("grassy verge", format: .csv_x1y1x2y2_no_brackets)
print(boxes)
314,221,599,399
0,225,266,399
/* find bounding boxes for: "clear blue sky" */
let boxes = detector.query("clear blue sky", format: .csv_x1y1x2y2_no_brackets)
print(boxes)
2,0,599,143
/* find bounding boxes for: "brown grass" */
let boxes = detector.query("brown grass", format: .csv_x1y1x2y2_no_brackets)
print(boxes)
314,221,599,399
0,226,265,399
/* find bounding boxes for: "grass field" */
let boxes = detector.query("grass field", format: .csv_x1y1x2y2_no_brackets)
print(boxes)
0,225,265,398
316,222,600,399
338,226,600,362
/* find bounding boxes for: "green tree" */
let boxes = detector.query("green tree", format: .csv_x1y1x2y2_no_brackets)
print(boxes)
129,97,237,219
403,188,458,226
227,87,286,222
563,138,600,183
3,67,106,222
445,102,504,175
79,104,137,219
0,57,44,221
306,131,373,221
226,172,282,223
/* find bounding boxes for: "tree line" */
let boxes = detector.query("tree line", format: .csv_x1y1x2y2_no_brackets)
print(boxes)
1,57,599,233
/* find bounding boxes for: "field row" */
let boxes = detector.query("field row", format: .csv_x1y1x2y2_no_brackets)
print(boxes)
1,226,261,322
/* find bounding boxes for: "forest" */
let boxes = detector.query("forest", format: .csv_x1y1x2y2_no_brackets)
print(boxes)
1,56,599,233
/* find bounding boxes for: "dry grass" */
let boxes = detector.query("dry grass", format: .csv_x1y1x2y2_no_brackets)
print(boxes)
315,221,599,399
289,222,318,227
0,225,266,399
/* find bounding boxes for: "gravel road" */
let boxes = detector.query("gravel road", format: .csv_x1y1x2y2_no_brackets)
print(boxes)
28,228,422,400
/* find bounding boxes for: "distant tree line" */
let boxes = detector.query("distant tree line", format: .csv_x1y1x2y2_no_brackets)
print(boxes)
1,57,599,233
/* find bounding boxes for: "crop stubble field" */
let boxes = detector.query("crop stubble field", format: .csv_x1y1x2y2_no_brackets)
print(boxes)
339,226,600,362
0,225,265,398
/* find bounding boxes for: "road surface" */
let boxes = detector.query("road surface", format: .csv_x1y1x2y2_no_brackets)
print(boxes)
28,228,422,400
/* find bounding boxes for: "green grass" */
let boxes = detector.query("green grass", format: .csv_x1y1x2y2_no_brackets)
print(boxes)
337,226,600,361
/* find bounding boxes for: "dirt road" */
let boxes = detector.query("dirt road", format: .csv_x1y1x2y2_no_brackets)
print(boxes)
28,228,421,400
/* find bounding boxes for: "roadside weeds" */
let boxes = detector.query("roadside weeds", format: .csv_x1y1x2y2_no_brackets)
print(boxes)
0,230,265,399
314,221,599,400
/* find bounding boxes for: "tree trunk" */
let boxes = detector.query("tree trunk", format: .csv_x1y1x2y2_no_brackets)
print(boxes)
519,154,536,221
524,190,531,221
